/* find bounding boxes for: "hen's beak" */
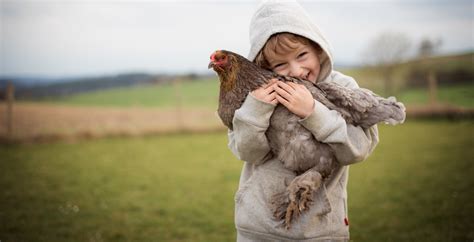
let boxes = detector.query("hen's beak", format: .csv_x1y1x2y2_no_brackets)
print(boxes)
208,61,214,69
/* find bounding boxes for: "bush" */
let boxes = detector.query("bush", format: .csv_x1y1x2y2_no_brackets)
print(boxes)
406,68,474,88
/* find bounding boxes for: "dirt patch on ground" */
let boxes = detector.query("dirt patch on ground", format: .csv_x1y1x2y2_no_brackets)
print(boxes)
406,104,474,119
0,102,225,143
1,102,472,143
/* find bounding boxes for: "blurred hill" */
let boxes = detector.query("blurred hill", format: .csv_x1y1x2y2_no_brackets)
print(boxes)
342,52,474,94
0,73,199,100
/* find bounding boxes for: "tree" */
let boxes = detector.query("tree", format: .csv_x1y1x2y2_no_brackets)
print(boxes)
418,37,443,57
363,32,411,96
417,37,443,105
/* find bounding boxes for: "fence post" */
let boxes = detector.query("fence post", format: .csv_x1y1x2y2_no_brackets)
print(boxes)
428,71,438,106
6,82,15,139
173,78,184,131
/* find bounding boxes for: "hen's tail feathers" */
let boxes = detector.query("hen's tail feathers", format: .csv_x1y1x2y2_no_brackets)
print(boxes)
384,96,406,125
316,82,406,128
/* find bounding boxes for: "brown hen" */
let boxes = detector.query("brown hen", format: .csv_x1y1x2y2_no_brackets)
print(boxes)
208,50,405,229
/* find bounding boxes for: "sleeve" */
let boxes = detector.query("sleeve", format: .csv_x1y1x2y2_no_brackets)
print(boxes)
227,93,277,165
299,72,379,165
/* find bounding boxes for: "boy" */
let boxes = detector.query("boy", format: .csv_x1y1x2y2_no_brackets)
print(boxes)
227,1,379,241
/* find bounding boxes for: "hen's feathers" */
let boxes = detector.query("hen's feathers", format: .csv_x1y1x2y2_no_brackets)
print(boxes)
209,49,405,229
316,81,406,129
212,50,405,131
215,51,278,130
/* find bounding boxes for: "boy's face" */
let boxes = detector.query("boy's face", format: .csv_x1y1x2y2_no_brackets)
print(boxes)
267,42,321,83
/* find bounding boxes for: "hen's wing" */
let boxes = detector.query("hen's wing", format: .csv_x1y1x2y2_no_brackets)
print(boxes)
316,81,406,129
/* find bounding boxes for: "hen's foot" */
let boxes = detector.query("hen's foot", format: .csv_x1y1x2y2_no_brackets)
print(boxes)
271,170,322,229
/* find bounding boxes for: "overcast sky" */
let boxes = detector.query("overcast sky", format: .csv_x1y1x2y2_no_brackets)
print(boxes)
1,0,473,78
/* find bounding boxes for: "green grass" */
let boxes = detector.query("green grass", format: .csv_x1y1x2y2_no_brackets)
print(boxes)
39,78,220,108
349,121,474,241
397,83,474,107
0,132,241,242
1,121,473,241
37,78,474,109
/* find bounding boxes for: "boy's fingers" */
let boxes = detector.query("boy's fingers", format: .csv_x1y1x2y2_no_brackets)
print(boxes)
276,95,290,107
277,81,296,93
287,82,300,89
264,82,277,92
288,82,306,92
261,80,277,93
270,97,278,105
268,92,277,100
265,93,278,105
264,79,278,87
274,85,293,100
255,85,273,96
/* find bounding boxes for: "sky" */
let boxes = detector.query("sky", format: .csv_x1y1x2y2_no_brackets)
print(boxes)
1,0,473,78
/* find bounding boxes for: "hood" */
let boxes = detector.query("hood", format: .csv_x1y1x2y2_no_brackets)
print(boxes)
248,0,333,82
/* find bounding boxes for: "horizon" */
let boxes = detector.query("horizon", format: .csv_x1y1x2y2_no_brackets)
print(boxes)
1,49,472,82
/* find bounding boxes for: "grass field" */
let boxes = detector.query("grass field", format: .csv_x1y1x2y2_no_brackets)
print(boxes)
1,120,473,241
39,78,220,108
398,83,474,108
36,78,474,109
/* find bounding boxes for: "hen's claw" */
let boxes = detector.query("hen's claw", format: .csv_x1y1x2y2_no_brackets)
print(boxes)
271,170,322,229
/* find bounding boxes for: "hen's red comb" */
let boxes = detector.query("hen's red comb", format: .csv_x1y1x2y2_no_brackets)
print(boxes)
210,51,217,62
211,50,225,61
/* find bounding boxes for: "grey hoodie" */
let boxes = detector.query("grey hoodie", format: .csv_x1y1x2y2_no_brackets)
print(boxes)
228,1,379,241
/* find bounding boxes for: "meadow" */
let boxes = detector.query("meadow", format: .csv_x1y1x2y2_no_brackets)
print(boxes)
1,120,473,241
38,79,220,108
2,54,473,241
37,78,474,109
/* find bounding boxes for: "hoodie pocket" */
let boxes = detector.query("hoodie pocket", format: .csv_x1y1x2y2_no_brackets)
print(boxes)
234,160,342,239
235,175,255,205
234,160,295,231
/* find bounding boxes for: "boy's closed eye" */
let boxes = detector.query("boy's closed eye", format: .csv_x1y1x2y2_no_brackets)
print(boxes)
273,62,286,69
271,51,309,70
297,52,307,58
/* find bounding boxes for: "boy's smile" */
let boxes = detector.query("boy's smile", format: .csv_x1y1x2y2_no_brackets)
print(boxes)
267,43,321,83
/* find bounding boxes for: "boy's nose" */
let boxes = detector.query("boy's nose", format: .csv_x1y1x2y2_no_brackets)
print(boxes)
289,64,304,78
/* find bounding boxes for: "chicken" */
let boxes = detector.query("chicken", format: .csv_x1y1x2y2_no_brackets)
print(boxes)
208,49,405,229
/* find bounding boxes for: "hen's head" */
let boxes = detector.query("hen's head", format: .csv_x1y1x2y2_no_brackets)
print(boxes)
208,50,240,91
208,50,231,72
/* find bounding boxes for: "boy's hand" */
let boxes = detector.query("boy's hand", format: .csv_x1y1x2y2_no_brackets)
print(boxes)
251,78,279,105
274,81,315,118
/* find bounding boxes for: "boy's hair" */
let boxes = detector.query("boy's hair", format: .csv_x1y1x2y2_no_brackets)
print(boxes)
254,32,323,70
